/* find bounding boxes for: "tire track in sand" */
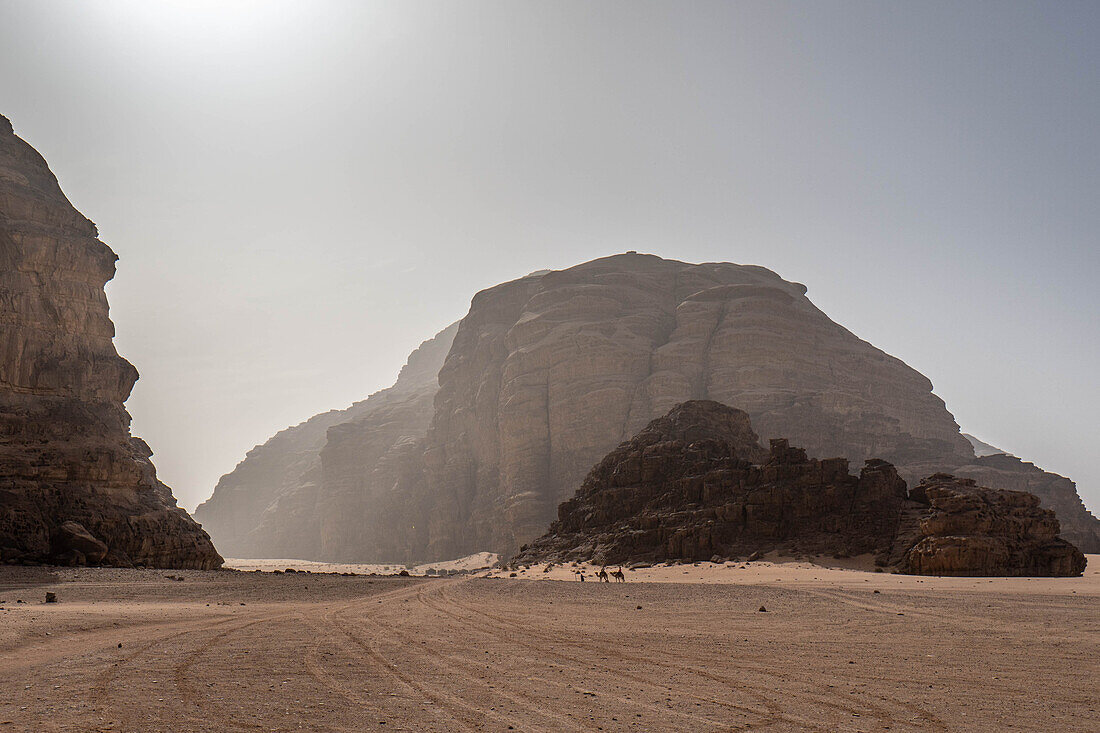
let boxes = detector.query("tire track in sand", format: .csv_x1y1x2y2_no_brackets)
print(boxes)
328,580,592,732
410,584,758,732
441,580,949,732
90,614,248,730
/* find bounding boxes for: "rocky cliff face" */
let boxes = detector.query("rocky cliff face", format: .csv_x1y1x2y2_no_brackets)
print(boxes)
0,114,220,569
409,254,1097,559
513,401,909,565
899,474,1085,577
202,252,1098,561
193,323,457,559
515,401,1084,577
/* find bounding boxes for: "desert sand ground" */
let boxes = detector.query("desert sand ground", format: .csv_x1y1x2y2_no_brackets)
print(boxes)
1,557,1096,732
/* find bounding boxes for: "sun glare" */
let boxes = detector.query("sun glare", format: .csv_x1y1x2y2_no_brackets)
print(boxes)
100,0,306,48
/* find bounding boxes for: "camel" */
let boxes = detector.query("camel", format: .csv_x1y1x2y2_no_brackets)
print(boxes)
597,567,610,582
611,567,625,583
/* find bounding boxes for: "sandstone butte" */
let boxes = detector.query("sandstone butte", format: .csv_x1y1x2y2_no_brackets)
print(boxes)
200,253,1099,563
512,400,1085,577
0,114,221,569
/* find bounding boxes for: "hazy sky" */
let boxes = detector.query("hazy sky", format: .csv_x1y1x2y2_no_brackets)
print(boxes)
1,1,1097,513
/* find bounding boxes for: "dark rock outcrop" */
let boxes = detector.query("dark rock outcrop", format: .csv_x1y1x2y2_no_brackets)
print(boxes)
513,401,909,565
515,401,1084,577
899,474,1086,577
52,521,108,563
0,114,221,569
953,455,1100,554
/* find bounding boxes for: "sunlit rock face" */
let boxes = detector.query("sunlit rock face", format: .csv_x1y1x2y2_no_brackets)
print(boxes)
0,114,221,569
204,252,1098,561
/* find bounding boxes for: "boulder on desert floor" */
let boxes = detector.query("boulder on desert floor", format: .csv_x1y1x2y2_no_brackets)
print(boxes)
52,522,108,564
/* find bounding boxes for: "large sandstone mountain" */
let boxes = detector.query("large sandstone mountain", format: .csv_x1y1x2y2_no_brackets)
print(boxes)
0,114,221,569
203,253,1098,561
193,323,459,558
417,254,1098,558
513,401,1085,577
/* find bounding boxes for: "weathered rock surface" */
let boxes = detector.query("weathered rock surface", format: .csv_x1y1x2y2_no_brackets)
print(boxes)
513,401,909,565
407,254,1098,559
193,323,458,559
0,114,221,569
515,401,1084,577
899,474,1086,577
953,455,1100,555
53,521,108,563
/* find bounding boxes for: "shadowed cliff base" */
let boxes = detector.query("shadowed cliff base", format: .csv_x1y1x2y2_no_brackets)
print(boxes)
200,254,1099,562
0,113,220,569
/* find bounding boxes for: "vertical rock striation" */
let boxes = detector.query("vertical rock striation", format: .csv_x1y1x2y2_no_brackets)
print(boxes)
409,253,1097,559
0,114,220,568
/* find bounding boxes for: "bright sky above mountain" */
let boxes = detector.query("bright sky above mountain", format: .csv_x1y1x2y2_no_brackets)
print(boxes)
1,1,1097,512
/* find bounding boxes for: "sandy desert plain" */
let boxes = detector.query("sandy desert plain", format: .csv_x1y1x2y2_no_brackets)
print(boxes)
1,555,1097,733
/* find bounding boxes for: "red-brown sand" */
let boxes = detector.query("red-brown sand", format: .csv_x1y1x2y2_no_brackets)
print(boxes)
1,556,1097,732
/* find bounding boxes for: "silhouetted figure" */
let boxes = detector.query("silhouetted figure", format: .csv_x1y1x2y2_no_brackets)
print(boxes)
611,567,625,582
597,567,610,582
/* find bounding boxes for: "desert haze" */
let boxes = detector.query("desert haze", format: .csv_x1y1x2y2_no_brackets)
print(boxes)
2,2,1099,732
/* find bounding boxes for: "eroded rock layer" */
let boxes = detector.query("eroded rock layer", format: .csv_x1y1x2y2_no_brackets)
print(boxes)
900,474,1086,577
514,401,1084,577
0,114,220,569
953,455,1099,554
